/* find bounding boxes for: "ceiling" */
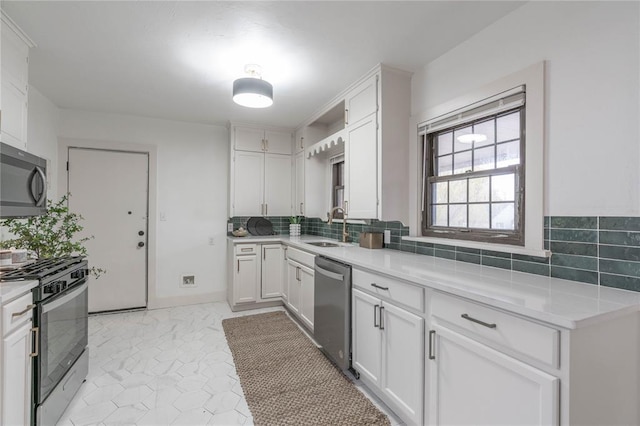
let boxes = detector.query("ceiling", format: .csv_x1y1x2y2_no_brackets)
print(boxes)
3,1,525,129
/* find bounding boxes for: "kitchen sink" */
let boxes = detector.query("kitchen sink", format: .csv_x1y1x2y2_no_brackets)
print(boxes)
306,241,343,247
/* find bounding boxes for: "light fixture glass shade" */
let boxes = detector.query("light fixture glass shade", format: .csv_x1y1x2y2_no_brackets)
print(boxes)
233,77,273,108
457,133,487,144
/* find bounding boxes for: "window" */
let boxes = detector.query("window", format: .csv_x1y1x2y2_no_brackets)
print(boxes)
331,156,344,219
421,87,526,245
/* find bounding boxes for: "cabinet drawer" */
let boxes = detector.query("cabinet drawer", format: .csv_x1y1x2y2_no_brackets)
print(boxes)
235,244,258,255
353,268,424,313
431,291,560,368
286,247,315,269
3,292,34,336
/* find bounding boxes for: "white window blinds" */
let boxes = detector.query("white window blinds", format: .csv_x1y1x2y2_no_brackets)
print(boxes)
418,85,525,135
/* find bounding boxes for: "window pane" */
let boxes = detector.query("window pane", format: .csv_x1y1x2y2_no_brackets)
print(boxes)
472,119,495,148
469,204,490,229
432,182,448,204
433,205,448,227
454,126,472,152
469,177,490,202
491,203,515,230
449,179,467,203
438,132,453,156
437,155,453,176
496,141,520,167
453,151,472,174
473,146,495,171
335,188,344,209
496,111,520,142
449,204,467,228
491,174,515,201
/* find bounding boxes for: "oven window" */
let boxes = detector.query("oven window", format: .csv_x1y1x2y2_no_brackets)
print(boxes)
39,284,88,400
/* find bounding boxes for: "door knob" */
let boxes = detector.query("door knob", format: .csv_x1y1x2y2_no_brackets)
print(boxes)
137,242,145,248
138,231,145,236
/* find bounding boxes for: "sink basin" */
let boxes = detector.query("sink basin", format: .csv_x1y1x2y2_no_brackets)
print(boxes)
306,241,342,248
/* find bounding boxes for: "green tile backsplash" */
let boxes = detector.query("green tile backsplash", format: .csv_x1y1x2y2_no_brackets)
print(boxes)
228,215,640,293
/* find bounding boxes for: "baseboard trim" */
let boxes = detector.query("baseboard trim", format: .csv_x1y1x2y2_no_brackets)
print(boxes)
148,290,227,310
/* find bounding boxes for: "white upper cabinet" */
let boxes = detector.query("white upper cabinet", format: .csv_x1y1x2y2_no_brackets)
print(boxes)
345,75,377,127
233,125,292,155
1,12,34,151
229,123,293,216
299,64,412,222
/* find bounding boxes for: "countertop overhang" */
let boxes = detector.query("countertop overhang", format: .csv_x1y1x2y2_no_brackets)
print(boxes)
229,235,640,329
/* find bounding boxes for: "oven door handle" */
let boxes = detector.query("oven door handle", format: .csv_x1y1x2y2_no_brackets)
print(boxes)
42,281,88,314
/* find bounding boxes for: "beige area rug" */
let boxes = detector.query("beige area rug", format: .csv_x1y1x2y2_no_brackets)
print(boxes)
222,311,390,426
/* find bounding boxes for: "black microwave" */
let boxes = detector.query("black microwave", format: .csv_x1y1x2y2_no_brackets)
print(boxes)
1,142,47,218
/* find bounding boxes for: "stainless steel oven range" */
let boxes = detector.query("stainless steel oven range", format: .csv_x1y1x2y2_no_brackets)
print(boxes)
1,257,89,426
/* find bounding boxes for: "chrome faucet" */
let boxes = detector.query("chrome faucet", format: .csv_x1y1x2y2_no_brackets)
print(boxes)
328,205,349,243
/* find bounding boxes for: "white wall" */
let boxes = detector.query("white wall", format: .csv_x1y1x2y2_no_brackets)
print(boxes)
58,109,229,307
27,85,60,200
411,1,640,216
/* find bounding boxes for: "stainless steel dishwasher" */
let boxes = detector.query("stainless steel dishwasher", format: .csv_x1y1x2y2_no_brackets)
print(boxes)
314,256,352,372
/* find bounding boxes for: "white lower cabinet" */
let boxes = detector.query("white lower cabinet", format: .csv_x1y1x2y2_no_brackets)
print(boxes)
428,324,558,426
228,242,284,310
261,244,284,299
284,246,315,331
352,288,424,425
2,290,35,426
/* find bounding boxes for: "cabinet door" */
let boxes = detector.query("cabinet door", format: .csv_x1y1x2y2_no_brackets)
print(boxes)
233,151,264,216
299,264,314,330
1,79,28,150
264,130,292,155
233,255,259,304
234,126,266,152
429,325,559,426
345,74,377,126
346,113,378,219
261,244,283,299
381,302,424,425
2,321,33,426
352,289,382,387
286,261,301,314
294,151,305,216
264,153,292,216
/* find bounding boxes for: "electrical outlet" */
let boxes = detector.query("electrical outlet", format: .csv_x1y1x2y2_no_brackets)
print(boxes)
227,223,233,232
180,275,196,287
209,237,215,245
384,230,391,244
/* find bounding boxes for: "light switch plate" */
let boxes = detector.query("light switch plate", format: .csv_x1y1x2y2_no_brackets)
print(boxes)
384,230,391,244
227,223,233,232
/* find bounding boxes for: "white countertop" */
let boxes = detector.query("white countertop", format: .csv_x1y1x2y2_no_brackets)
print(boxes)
0,279,38,303
229,235,640,329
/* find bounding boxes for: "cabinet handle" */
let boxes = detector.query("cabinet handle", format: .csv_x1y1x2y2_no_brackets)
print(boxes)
345,108,349,125
379,306,385,330
344,200,349,215
428,330,436,360
30,327,39,358
373,304,379,328
370,283,389,291
265,139,269,151
300,203,304,215
283,247,288,260
237,259,240,273
296,266,300,281
300,136,304,149
12,304,35,318
461,313,497,329
261,139,265,151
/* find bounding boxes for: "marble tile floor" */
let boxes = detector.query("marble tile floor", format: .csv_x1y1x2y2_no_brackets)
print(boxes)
57,301,403,426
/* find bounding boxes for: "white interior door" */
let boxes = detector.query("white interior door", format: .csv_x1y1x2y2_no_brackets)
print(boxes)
68,148,148,313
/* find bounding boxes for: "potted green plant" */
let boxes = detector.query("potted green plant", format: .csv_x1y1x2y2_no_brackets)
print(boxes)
289,216,303,237
0,194,105,278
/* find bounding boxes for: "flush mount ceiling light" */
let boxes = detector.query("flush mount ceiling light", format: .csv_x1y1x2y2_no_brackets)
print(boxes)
232,64,273,108
457,133,487,144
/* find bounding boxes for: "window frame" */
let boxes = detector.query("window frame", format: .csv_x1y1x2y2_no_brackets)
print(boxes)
422,107,526,245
